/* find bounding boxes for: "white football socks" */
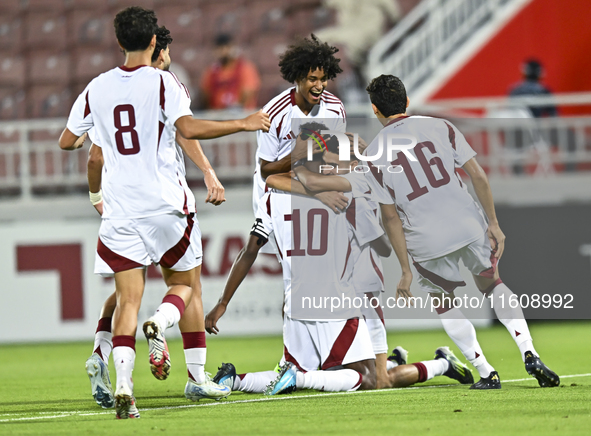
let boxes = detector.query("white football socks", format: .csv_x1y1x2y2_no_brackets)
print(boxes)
93,331,113,363
421,359,449,380
296,369,361,392
152,302,182,330
439,307,495,378
184,348,206,384
490,282,538,361
235,371,278,393
113,346,135,391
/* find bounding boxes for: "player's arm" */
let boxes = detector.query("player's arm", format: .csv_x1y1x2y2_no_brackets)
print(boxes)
370,234,392,257
266,172,349,213
380,203,414,303
205,226,268,334
175,132,225,206
259,133,315,179
59,129,87,150
87,143,104,216
175,110,270,140
293,165,352,192
462,158,505,259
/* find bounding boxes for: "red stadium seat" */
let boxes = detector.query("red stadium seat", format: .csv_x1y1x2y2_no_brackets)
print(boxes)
258,73,290,106
66,0,109,11
23,12,68,50
0,0,24,14
0,87,26,120
247,34,288,74
23,0,66,12
199,1,247,43
0,56,26,88
241,0,287,42
73,48,118,84
171,42,214,79
69,10,114,48
28,51,71,86
27,85,73,119
108,0,156,14
0,14,24,54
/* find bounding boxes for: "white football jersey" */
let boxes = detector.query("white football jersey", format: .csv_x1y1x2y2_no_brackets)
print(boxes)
66,65,195,219
364,116,487,262
341,172,385,294
252,87,347,214
256,189,361,320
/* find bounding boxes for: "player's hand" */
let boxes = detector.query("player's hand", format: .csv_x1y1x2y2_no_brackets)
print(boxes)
346,132,368,155
244,110,270,132
205,303,226,335
292,133,323,162
204,171,225,206
314,191,348,213
93,201,103,216
487,222,505,259
395,271,414,306
73,132,88,149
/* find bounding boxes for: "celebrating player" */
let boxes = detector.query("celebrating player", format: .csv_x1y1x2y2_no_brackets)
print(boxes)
83,26,226,411
59,7,269,419
363,74,560,389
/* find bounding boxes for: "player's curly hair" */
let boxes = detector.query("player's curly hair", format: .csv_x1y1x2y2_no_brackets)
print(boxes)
279,34,343,83
299,121,328,139
366,75,407,117
151,26,173,62
114,6,158,52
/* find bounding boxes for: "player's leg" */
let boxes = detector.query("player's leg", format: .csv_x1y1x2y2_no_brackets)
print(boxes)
86,291,117,408
361,292,389,389
465,233,559,387
181,265,230,400
473,270,559,387
112,268,146,419
144,267,194,380
213,361,278,393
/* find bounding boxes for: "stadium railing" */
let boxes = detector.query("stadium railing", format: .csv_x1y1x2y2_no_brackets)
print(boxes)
1,95,591,200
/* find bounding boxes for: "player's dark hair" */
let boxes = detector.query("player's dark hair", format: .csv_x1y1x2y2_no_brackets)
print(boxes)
299,121,328,139
114,6,158,52
366,74,407,117
279,34,342,83
151,26,173,62
325,135,354,161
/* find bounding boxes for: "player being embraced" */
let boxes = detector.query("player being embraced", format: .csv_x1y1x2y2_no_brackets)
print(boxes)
206,144,474,395
59,7,269,419
363,74,559,389
83,26,226,411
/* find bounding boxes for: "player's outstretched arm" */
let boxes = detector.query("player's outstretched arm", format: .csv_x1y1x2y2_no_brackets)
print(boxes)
462,158,505,259
266,172,308,196
380,203,414,303
259,133,319,179
59,129,87,151
370,234,392,257
175,110,270,140
294,165,351,192
205,233,266,334
175,132,225,206
87,144,104,216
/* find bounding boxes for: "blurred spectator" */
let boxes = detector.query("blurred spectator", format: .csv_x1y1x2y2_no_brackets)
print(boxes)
200,34,261,110
509,59,558,118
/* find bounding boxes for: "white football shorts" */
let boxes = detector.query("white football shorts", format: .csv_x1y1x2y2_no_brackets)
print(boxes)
413,230,498,294
95,212,202,277
283,316,375,372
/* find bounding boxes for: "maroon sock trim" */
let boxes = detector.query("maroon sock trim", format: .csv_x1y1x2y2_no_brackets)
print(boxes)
96,317,112,333
238,373,246,381
187,369,195,381
182,331,206,349
413,362,428,382
162,294,186,318
435,306,453,315
112,335,135,351
480,278,503,297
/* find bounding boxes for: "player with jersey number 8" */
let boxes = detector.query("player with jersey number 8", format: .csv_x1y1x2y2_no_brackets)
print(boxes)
58,6,270,420
363,74,559,390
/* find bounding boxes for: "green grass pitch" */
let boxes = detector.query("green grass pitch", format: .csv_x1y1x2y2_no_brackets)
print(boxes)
1,322,590,435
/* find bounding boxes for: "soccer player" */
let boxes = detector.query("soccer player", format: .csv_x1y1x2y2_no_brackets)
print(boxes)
208,154,474,394
363,74,560,389
83,26,225,410
59,7,269,419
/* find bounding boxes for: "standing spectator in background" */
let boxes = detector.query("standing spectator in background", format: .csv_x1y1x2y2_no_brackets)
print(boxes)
200,34,261,110
509,59,558,118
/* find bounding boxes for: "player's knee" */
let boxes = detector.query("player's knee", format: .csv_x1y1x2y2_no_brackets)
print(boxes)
359,371,377,390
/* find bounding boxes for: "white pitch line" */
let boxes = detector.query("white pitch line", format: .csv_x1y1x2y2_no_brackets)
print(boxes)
2,373,589,423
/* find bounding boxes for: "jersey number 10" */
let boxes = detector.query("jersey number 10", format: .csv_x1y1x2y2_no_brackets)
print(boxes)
285,209,329,257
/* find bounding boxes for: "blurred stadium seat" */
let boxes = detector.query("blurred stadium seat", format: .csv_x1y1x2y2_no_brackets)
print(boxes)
0,56,26,89
28,51,71,85
0,13,23,54
0,87,26,120
157,5,205,45
23,12,68,50
27,85,73,118
73,48,118,85
24,0,66,12
69,10,113,47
